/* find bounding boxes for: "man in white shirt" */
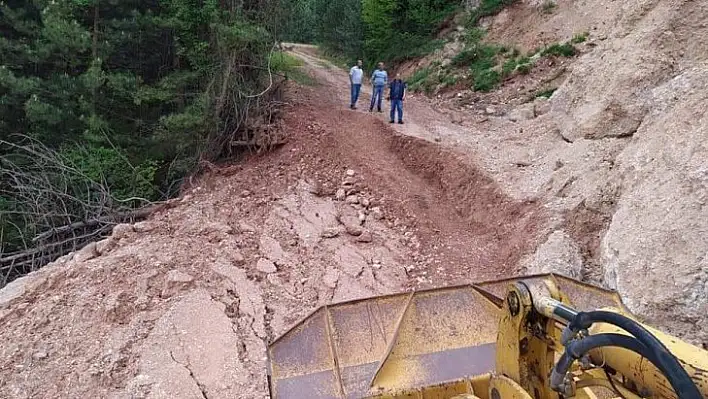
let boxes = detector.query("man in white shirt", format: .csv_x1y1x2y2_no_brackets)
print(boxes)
349,60,364,109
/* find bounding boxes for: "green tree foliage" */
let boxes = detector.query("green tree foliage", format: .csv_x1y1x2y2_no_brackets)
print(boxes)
282,0,457,67
0,0,285,254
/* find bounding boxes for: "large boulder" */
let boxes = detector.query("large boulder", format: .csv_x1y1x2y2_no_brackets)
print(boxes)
523,230,583,279
602,65,708,344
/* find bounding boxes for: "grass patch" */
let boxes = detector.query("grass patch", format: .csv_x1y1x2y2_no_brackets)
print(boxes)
407,68,435,94
452,50,477,67
534,87,557,98
473,69,501,92
452,44,500,67
517,63,532,74
541,0,557,14
465,27,487,44
542,42,577,57
468,0,519,25
500,56,533,77
441,74,458,87
270,52,316,86
571,32,589,44
501,58,520,76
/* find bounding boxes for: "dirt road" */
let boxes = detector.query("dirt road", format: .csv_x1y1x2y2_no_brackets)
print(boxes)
290,45,474,146
0,47,544,398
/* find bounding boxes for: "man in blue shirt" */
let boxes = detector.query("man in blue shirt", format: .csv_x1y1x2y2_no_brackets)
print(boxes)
349,60,363,109
369,62,388,112
388,74,406,124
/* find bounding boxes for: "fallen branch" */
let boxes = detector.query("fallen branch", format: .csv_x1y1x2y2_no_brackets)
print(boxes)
31,206,158,243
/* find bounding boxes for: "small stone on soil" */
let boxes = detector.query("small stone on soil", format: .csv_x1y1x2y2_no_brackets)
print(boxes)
356,231,373,243
256,258,278,274
345,225,364,236
357,211,367,224
321,227,340,238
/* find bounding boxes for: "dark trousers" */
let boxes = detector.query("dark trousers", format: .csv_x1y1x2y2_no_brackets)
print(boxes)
390,99,403,122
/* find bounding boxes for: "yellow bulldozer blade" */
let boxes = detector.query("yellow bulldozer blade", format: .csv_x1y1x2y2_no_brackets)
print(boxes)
266,274,628,399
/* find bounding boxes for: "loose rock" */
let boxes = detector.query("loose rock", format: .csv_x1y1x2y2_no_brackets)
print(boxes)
508,104,535,122
96,238,117,256
256,258,278,274
133,221,157,233
322,268,340,289
356,230,373,243
259,236,286,263
112,223,135,240
74,242,99,263
345,225,364,236
357,211,367,224
321,227,340,238
533,97,552,115
161,270,194,298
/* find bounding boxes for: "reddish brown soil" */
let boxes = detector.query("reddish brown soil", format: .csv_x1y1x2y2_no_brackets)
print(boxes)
265,79,546,285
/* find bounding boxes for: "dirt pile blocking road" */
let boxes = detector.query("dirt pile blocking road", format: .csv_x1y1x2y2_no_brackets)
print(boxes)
0,82,541,398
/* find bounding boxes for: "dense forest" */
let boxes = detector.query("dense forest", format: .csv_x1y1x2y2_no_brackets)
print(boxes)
0,0,290,281
284,0,462,67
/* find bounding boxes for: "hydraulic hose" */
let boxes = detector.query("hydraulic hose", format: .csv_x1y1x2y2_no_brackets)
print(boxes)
550,333,660,393
566,311,701,399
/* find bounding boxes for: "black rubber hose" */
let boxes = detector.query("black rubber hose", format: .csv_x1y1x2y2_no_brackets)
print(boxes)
551,333,660,393
568,311,701,399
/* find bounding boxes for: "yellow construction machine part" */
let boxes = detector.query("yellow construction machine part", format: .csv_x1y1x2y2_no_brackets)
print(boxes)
266,274,708,399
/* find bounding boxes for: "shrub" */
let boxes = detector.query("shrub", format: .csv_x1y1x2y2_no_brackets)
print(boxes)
465,27,487,44
442,75,458,87
571,32,589,44
473,69,501,92
517,63,532,74
407,68,432,92
502,58,519,76
452,50,477,67
468,0,519,25
270,52,316,85
542,43,577,57
541,0,556,14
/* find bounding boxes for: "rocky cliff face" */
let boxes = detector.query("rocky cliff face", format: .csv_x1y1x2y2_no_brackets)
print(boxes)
505,0,708,343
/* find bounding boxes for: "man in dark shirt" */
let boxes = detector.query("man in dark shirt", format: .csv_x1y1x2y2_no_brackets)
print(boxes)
388,74,406,124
